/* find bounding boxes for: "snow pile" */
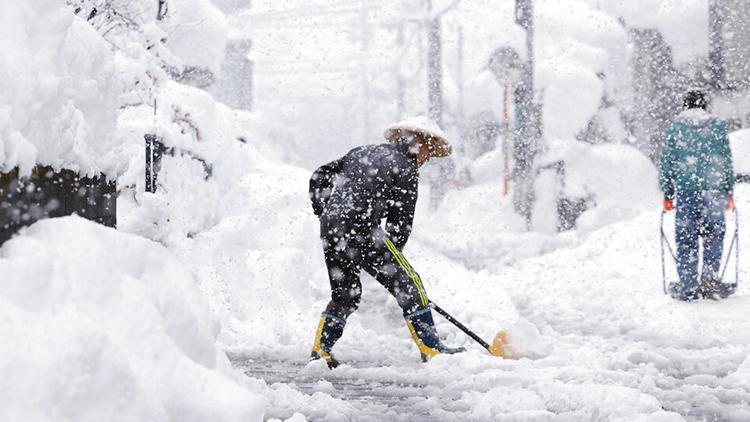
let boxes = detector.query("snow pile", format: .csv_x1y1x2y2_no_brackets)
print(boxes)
535,139,660,232
419,140,659,267
0,217,263,421
0,0,233,177
113,80,325,357
162,0,229,73
116,80,312,242
730,128,750,174
537,0,628,141
0,1,129,176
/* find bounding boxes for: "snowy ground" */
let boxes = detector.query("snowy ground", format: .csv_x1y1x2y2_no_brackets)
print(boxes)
3,3,749,420
223,185,750,421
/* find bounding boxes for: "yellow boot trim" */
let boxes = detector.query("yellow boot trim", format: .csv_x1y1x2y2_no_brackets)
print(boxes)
406,319,440,359
311,315,327,354
320,350,333,363
384,238,429,306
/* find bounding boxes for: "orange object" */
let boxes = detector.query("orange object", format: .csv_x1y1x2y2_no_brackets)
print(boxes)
488,330,510,357
663,198,674,211
728,196,735,210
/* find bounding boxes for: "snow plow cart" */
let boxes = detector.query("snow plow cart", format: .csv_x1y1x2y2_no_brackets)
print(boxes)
660,208,739,299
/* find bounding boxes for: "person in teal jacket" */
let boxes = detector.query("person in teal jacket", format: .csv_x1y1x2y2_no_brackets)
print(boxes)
660,90,735,301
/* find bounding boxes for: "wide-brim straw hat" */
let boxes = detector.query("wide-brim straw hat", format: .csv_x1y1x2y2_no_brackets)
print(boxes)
384,116,452,158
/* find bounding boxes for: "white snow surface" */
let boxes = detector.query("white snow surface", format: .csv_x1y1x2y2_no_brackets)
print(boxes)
3,1,750,421
730,128,750,175
0,217,264,422
0,1,128,176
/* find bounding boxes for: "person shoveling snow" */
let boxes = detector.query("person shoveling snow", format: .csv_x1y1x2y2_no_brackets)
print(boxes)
660,90,737,301
307,117,466,368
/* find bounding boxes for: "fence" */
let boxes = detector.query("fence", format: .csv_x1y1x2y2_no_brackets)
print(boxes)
0,166,116,246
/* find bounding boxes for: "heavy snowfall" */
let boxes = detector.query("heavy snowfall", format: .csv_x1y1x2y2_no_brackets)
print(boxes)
1,0,750,421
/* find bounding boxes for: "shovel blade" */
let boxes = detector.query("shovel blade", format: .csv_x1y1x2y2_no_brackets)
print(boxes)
487,330,510,357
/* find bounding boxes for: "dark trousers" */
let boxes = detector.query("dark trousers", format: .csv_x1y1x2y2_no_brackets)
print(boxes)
320,222,428,329
675,191,727,292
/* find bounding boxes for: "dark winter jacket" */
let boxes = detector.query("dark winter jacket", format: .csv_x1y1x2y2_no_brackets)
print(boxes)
660,109,735,200
309,141,419,250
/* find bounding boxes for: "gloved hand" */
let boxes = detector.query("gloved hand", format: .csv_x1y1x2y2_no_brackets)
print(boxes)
663,198,674,211
728,196,735,210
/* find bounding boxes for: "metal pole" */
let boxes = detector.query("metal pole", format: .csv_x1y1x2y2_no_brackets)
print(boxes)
660,211,667,294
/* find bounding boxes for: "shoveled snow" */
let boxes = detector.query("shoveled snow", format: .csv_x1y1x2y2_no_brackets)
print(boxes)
0,217,264,422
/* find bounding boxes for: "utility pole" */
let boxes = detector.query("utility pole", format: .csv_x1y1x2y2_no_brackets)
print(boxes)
708,0,726,90
427,0,443,127
513,0,540,226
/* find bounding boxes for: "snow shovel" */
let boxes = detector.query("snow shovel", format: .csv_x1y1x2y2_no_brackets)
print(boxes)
660,208,739,297
429,302,511,358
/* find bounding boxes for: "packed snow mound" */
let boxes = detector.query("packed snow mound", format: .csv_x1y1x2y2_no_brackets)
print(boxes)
0,217,263,422
730,128,750,174
421,140,659,268
164,0,229,73
0,2,132,176
537,139,660,232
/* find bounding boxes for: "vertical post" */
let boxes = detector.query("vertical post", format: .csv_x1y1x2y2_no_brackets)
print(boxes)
513,0,538,226
708,0,725,89
144,134,167,193
502,85,510,197
427,0,442,127
157,0,168,21
145,134,155,193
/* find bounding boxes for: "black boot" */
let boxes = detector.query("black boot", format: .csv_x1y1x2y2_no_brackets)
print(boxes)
668,282,700,301
699,275,737,299
310,313,345,369
405,308,466,362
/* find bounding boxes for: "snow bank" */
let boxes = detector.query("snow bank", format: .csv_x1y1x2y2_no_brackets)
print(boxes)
115,80,326,357
164,0,229,73
0,2,129,176
0,217,263,421
421,140,659,268
537,0,628,141
536,139,661,232
730,128,750,174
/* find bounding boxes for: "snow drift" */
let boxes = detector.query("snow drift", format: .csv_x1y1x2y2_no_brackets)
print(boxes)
0,217,263,421
0,1,130,176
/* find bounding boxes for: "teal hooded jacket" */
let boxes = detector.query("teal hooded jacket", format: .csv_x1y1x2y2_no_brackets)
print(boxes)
659,109,734,200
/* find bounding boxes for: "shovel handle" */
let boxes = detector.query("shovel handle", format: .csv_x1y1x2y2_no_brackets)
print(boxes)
429,302,491,350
